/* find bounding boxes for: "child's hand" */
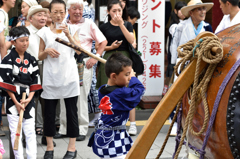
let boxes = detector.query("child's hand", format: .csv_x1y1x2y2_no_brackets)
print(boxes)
130,69,136,77
15,102,25,114
20,98,31,108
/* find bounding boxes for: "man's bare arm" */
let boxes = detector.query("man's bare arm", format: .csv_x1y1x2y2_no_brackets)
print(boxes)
0,31,7,59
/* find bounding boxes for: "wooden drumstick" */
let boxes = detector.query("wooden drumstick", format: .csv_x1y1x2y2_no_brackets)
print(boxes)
212,47,222,54
13,92,26,150
55,37,106,64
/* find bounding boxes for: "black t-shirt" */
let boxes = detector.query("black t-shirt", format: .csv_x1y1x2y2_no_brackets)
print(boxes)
99,21,133,51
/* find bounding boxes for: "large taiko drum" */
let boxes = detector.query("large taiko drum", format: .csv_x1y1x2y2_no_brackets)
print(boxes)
182,24,240,159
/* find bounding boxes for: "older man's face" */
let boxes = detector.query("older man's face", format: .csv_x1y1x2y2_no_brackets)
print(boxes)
190,7,206,24
68,4,83,23
29,11,47,30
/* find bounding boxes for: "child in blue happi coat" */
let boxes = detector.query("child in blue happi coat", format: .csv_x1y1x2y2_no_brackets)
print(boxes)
91,52,145,159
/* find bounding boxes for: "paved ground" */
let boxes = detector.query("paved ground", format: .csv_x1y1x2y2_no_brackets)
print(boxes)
1,109,186,159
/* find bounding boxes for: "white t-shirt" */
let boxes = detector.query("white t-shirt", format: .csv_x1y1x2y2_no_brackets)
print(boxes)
0,23,5,33
26,24,42,60
0,23,5,62
215,10,240,34
37,26,80,99
0,8,9,37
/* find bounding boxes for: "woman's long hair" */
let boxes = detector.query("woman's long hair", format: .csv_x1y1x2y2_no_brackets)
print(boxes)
170,1,186,26
122,0,128,21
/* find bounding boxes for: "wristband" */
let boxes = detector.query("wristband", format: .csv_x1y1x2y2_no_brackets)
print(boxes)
96,53,101,57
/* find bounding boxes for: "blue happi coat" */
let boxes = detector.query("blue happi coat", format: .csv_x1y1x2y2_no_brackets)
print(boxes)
92,77,145,158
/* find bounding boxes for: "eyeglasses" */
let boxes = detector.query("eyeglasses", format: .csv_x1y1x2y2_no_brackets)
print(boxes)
195,7,207,12
70,7,83,12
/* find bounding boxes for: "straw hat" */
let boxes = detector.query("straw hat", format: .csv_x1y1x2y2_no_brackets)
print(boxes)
27,5,48,20
181,0,213,17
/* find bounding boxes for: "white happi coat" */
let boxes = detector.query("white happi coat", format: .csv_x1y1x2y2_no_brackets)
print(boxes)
170,17,212,64
215,10,240,34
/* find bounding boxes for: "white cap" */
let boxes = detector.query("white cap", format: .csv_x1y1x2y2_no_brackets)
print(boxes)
27,5,48,20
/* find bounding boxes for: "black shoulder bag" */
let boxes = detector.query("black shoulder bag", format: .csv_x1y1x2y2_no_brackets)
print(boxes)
124,22,144,75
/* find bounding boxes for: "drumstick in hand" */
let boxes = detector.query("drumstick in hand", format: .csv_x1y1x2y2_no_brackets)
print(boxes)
55,37,106,64
13,92,26,150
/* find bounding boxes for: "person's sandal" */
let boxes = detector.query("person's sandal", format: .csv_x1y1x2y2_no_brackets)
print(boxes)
35,127,43,135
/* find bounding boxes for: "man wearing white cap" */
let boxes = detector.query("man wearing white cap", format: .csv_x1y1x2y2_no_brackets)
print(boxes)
215,0,240,33
27,5,48,71
170,0,214,66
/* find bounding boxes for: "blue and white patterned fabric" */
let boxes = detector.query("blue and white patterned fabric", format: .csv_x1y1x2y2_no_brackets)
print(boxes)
82,1,99,113
94,129,132,158
83,1,95,22
92,77,145,158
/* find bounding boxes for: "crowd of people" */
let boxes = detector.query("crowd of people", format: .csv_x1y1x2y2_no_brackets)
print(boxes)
0,0,144,158
0,0,239,158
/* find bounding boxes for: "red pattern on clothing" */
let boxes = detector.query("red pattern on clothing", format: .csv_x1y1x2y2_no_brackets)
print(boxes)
99,96,114,115
30,84,42,92
24,59,29,65
0,82,16,92
22,68,28,74
16,58,21,64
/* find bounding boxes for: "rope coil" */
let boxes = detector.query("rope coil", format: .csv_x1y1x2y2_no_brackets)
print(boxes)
156,35,223,159
174,36,223,159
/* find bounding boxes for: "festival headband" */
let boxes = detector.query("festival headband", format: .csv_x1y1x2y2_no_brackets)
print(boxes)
7,34,29,41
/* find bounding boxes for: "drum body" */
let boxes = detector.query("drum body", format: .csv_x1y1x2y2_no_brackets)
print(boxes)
182,24,240,159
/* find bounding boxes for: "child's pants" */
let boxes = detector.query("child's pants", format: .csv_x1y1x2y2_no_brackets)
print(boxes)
8,114,36,159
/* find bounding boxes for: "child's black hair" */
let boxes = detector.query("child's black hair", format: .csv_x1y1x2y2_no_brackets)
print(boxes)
105,52,132,78
9,26,30,39
49,0,66,12
0,0,3,6
127,7,140,19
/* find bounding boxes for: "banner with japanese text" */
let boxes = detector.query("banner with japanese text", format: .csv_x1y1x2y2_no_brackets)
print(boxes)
138,0,165,96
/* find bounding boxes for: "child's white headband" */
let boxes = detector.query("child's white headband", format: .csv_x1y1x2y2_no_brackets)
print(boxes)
7,34,29,41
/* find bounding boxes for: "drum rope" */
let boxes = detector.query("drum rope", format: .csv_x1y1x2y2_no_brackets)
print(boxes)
155,36,223,159
155,99,182,159
173,36,223,159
